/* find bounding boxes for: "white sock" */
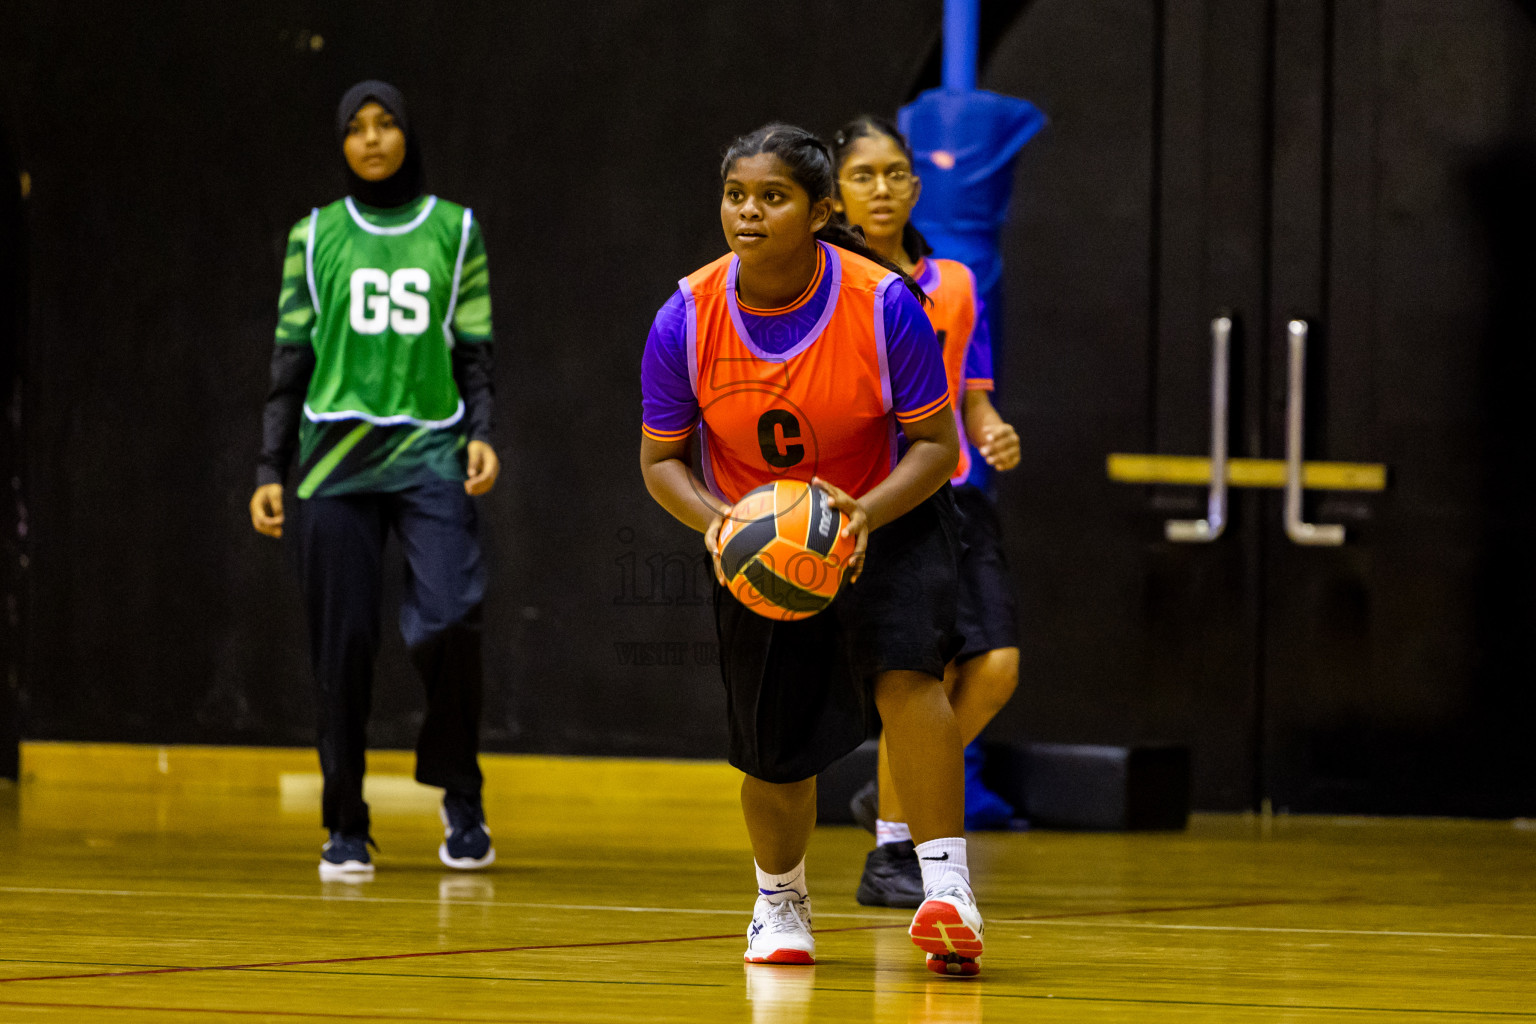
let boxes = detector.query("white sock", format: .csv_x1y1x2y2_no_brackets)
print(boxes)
915,837,970,895
875,819,912,846
755,859,807,903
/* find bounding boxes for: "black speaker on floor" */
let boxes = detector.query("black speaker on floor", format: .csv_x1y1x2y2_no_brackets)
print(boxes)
814,738,1190,831
816,738,878,825
984,742,1190,830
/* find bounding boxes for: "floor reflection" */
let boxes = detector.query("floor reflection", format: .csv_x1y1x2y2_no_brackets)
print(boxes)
437,873,496,930
318,876,374,898
744,963,817,1024
437,874,496,902
893,981,984,1023
740,948,986,1024
873,927,984,1023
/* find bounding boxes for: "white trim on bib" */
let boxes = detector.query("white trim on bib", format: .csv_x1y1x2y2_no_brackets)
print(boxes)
344,195,439,236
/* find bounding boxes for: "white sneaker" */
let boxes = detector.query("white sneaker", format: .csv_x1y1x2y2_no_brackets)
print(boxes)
909,875,983,977
743,894,815,965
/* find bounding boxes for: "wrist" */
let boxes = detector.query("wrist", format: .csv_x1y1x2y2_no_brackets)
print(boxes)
857,496,888,533
966,411,1000,440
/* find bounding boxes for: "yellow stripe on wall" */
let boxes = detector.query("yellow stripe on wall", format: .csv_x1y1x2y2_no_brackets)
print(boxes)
1107,454,1387,491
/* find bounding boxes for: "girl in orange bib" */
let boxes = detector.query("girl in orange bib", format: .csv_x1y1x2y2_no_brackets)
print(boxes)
830,115,1026,910
640,124,986,977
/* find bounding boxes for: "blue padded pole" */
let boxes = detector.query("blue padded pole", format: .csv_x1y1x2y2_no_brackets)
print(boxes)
943,0,980,92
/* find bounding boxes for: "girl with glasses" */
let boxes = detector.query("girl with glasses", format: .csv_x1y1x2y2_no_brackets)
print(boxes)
831,114,1024,910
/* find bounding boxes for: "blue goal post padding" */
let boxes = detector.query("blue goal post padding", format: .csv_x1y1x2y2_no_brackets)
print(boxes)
898,87,1046,298
899,88,1045,491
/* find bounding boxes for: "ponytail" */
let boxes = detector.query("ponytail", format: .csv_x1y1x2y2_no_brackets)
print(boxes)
722,122,927,305
902,222,934,263
818,219,928,305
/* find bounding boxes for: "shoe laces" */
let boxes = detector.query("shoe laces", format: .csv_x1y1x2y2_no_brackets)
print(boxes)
762,897,810,935
931,883,974,907
324,833,376,859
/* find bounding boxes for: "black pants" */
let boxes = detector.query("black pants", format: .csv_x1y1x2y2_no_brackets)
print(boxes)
716,487,963,784
296,477,487,836
952,483,1021,661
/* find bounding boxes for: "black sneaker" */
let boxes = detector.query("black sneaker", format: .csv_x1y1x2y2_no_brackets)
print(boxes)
855,840,924,908
439,792,495,870
849,777,878,834
319,832,375,880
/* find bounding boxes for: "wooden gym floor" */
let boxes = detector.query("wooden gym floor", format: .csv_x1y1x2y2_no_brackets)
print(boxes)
0,743,1532,1022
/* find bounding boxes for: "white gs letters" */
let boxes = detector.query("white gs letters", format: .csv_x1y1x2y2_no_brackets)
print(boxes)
349,268,391,334
349,268,431,336
388,268,431,334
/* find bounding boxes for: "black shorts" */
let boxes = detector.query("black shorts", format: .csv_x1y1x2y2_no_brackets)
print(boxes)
954,483,1021,662
715,486,963,784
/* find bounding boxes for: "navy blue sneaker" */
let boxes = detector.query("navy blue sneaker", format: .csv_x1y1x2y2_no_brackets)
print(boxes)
439,792,495,870
319,832,375,880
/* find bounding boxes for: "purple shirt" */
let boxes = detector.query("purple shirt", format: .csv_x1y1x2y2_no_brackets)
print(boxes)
642,244,949,442
914,259,994,387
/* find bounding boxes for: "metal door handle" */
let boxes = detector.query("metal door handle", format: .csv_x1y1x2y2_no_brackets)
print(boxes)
1167,316,1232,542
1284,320,1345,546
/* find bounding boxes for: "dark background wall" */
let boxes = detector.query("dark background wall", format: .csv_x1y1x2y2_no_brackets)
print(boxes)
975,0,1536,816
0,117,21,780
5,0,1535,816
0,0,941,758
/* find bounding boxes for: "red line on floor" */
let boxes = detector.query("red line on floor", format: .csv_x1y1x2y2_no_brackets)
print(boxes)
0,922,913,986
0,931,747,984
0,897,1314,986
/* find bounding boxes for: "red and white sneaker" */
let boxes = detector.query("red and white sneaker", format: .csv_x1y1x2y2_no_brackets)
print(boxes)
909,877,984,977
744,894,815,965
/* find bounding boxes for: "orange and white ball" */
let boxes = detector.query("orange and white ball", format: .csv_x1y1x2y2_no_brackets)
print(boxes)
715,480,859,621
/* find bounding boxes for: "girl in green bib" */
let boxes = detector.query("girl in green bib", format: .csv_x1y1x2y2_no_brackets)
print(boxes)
250,81,499,878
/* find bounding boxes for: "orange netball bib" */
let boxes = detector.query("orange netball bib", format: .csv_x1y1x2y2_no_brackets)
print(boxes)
920,258,981,486
682,243,902,504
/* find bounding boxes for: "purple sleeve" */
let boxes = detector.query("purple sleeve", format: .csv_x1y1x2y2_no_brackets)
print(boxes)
883,283,951,422
963,292,994,387
640,291,699,440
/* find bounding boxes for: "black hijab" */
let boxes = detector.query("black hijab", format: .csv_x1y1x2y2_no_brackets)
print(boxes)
336,80,424,210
